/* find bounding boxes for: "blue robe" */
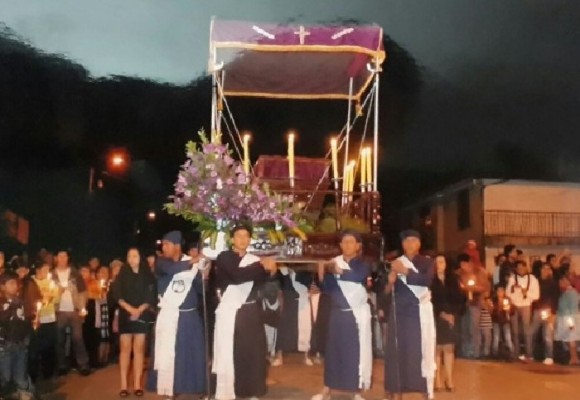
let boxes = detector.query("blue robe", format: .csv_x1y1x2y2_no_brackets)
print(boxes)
147,256,206,395
385,254,434,395
322,257,370,391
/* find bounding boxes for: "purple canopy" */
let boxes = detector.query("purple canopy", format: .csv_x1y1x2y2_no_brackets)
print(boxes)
210,20,386,100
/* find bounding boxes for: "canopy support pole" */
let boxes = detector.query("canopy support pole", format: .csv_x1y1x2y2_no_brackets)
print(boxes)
342,77,354,206
209,17,217,142
373,71,379,192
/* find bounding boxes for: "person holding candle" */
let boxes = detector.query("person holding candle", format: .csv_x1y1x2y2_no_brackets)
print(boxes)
457,253,490,359
0,271,35,399
95,266,112,367
554,275,580,365
491,285,515,360
505,260,540,362
80,264,102,369
530,263,559,365
53,249,91,377
31,262,61,381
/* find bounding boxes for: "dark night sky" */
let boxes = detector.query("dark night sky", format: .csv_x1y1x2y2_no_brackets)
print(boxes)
1,0,580,258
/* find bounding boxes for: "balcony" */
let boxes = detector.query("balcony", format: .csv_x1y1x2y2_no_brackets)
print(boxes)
484,210,580,245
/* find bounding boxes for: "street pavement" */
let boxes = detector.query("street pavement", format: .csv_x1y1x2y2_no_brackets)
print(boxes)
38,355,579,400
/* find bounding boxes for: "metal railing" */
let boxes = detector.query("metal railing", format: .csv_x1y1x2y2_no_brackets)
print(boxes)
485,210,580,238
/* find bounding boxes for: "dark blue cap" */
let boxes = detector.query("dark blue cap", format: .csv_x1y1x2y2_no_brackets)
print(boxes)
162,230,182,245
400,229,421,241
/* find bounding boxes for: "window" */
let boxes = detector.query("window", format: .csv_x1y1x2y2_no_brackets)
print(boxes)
457,189,471,230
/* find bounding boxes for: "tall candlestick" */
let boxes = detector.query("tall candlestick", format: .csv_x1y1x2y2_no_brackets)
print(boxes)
330,138,339,181
243,133,251,175
288,132,295,183
348,160,356,193
360,149,367,187
343,163,350,193
365,147,372,189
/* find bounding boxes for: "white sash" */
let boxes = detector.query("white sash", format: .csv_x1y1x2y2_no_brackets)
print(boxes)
280,267,312,352
213,253,261,400
398,256,436,399
333,256,372,390
155,256,197,397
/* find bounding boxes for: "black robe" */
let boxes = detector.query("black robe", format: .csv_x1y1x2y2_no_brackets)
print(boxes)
215,250,270,398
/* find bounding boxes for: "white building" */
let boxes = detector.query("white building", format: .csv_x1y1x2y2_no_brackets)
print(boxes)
401,179,580,273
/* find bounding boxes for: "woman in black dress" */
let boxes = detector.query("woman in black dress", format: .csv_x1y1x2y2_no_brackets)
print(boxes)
431,255,464,392
112,248,157,397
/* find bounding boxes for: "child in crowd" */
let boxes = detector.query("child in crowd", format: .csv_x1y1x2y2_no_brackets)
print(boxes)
491,285,514,360
479,295,493,358
554,275,579,365
0,271,34,399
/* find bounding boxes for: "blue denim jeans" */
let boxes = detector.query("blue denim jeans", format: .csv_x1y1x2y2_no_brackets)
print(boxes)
492,322,514,355
0,342,32,394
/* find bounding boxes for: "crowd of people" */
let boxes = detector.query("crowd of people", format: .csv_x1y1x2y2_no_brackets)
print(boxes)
0,231,579,400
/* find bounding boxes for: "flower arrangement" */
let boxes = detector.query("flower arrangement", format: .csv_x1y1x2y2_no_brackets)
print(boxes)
165,129,306,248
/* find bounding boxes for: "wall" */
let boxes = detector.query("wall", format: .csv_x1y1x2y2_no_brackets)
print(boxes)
438,184,484,256
484,182,580,212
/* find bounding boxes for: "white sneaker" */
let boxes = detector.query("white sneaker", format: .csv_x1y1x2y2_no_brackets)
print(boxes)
543,357,554,365
270,357,283,367
313,354,323,365
304,357,314,366
518,354,526,361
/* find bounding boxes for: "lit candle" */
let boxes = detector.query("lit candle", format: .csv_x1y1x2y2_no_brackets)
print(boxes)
348,160,356,193
467,279,475,301
360,149,367,187
36,301,42,312
80,308,87,317
330,138,339,181
288,132,295,182
342,163,349,193
100,279,106,289
503,298,510,311
243,133,251,175
365,147,372,189
567,316,575,329
541,309,549,320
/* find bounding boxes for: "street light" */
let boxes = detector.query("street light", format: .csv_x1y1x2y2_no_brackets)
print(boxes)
147,211,156,221
89,148,131,194
106,149,130,174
